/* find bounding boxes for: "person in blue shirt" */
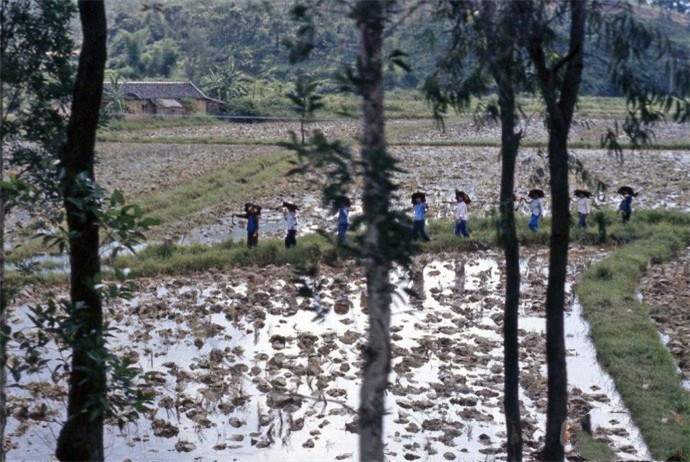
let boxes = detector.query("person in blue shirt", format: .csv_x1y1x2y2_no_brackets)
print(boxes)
618,186,637,224
235,203,261,248
411,192,430,241
336,196,351,245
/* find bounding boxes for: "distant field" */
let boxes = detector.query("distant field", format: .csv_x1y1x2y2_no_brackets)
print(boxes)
102,93,635,133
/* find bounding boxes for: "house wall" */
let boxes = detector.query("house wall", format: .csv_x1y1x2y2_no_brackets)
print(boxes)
205,100,221,115
157,106,186,116
125,100,151,114
119,98,209,119
187,99,207,114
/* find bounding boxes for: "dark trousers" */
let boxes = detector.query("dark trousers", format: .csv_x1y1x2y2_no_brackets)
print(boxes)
454,220,469,237
247,231,258,248
337,223,348,244
621,210,631,223
578,213,587,228
412,220,430,241
285,229,297,248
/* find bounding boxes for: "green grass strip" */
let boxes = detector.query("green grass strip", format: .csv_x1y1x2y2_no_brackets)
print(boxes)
576,222,690,461
574,429,616,461
96,134,690,151
135,151,294,238
113,210,690,278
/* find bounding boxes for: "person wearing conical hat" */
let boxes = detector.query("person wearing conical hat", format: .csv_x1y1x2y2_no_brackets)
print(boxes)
574,189,591,228
411,192,430,242
454,190,470,238
336,196,351,245
526,189,544,232
282,201,299,248
617,186,637,224
234,203,261,248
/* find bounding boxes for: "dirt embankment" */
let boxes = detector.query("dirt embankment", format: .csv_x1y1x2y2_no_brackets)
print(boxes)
639,247,690,384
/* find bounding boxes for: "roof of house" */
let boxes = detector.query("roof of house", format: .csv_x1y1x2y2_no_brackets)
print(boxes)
108,81,221,102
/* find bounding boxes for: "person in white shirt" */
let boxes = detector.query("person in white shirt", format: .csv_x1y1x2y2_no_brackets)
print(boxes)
526,189,544,232
282,202,298,248
574,189,591,228
454,190,470,237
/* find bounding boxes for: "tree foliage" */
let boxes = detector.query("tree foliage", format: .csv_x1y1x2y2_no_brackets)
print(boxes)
102,0,690,96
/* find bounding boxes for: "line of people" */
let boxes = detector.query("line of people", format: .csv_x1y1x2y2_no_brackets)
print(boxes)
233,197,352,249
516,185,637,233
233,186,638,248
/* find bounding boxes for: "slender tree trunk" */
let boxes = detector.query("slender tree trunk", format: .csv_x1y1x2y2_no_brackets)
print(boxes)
542,125,570,460
355,2,392,461
55,2,107,461
0,2,7,459
541,1,586,459
496,74,523,462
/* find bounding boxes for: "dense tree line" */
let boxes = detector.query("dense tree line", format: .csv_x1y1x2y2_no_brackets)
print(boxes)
104,0,690,97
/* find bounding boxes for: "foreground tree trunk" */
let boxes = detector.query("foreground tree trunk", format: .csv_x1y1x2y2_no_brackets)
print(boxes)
495,70,523,461
355,2,392,461
475,2,525,456
521,0,586,459
55,1,107,460
0,4,7,460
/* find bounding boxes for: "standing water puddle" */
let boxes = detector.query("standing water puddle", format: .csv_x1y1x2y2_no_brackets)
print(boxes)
7,250,651,461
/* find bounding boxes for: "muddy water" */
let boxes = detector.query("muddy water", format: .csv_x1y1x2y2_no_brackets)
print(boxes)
7,250,650,461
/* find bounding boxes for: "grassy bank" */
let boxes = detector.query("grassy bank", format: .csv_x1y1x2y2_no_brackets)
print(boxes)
96,132,690,152
576,221,690,460
113,214,545,277
113,209,690,278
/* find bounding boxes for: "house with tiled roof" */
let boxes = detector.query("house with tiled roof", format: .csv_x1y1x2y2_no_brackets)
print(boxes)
105,81,223,117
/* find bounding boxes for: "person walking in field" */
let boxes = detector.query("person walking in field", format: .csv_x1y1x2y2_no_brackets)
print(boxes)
454,190,470,238
336,196,351,245
282,201,298,248
526,189,545,232
574,189,591,228
234,203,261,248
618,186,637,224
411,192,431,241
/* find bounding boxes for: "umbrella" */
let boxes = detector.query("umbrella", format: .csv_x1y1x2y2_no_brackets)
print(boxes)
617,186,637,196
574,189,591,198
455,189,471,204
528,189,545,199
411,191,426,204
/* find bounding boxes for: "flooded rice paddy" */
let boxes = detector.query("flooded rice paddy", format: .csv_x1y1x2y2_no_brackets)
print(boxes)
7,248,652,461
